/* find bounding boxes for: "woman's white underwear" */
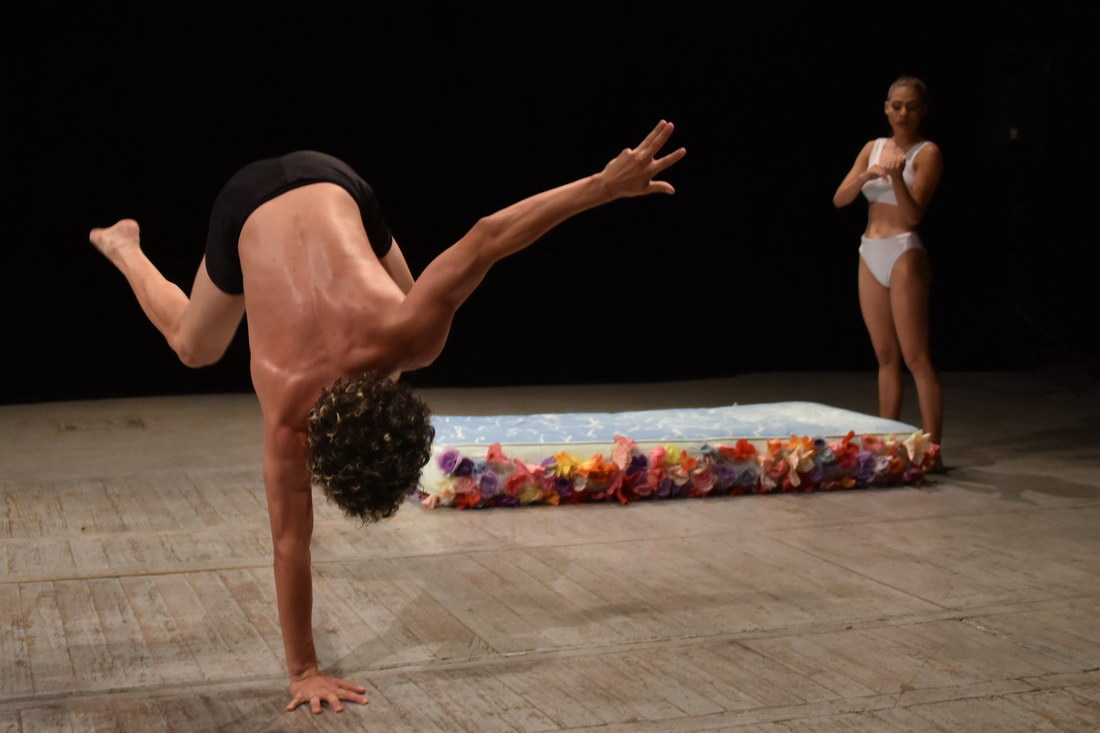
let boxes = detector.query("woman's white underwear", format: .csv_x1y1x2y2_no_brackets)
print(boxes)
859,231,924,287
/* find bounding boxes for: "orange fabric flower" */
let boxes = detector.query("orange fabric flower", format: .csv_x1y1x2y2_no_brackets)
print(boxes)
786,435,814,452
577,454,617,482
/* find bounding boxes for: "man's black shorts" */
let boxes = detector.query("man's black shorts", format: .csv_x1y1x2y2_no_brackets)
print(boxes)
204,151,393,294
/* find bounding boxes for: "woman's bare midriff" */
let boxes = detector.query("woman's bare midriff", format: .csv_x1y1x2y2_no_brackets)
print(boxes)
237,183,406,426
864,201,916,239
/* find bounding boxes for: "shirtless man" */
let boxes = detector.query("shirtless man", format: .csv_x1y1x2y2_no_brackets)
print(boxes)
89,121,685,715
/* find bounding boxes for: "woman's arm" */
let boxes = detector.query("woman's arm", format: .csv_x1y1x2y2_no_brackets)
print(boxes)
832,140,875,207
889,143,943,228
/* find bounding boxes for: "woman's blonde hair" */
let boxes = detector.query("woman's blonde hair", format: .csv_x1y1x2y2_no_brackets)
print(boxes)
887,75,928,105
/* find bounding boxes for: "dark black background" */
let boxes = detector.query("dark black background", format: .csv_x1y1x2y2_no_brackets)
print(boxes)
4,1,1095,404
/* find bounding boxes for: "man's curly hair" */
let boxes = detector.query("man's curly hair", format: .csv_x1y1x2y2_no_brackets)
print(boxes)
307,372,435,523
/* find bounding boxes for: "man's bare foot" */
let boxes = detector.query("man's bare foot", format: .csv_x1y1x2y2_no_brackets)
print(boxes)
89,219,141,261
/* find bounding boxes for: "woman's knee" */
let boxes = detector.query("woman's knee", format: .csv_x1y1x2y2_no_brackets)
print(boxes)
902,350,936,378
872,343,902,368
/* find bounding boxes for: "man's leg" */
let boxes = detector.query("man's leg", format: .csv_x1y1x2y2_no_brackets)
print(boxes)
90,219,245,367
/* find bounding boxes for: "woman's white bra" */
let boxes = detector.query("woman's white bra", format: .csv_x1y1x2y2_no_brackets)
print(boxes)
861,138,927,205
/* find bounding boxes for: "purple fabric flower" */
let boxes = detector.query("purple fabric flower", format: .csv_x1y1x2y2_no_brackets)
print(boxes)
438,449,460,474
716,463,737,490
656,477,673,498
454,458,475,477
540,456,556,469
479,471,501,497
628,454,648,473
902,466,924,483
855,451,878,483
554,476,573,498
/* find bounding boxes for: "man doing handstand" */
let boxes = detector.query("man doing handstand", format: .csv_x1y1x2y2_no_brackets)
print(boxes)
89,121,685,714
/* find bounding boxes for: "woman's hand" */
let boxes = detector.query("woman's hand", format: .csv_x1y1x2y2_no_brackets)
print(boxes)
596,120,686,199
881,151,906,177
865,152,904,183
286,669,368,714
864,163,889,180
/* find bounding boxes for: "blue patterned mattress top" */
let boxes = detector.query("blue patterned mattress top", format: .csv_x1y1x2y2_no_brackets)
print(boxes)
431,401,918,445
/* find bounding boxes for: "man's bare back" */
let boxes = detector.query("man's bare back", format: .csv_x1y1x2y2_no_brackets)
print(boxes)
240,182,408,428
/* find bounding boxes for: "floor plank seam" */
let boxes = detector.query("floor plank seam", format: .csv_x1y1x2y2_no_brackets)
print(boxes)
549,671,1100,732
6,488,1091,545
5,663,1095,720
4,626,1097,709
958,616,1099,669
761,532,949,610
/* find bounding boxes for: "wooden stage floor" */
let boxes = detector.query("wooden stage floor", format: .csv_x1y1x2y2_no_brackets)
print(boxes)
1,371,1098,731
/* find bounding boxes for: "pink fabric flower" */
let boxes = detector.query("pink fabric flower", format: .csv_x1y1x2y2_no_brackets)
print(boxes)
612,435,637,470
861,434,884,452
691,466,717,494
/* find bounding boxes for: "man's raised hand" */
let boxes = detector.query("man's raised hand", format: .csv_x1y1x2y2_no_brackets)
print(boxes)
597,120,687,199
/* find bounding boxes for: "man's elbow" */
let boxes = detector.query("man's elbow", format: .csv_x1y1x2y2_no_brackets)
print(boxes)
273,536,311,565
473,214,503,243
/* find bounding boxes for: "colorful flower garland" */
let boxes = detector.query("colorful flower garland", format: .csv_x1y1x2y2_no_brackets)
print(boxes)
419,431,939,509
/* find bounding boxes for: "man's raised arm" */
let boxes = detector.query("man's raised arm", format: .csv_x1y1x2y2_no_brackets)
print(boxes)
386,120,686,371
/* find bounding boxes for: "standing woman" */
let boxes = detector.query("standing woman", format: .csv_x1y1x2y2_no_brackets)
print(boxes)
833,76,944,453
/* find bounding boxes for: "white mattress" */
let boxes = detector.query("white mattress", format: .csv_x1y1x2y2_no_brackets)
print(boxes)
422,401,917,490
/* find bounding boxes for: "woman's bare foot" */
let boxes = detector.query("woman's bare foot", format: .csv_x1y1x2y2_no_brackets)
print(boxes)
89,219,141,262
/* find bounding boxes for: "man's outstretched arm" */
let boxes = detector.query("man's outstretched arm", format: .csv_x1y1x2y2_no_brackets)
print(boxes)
386,120,686,371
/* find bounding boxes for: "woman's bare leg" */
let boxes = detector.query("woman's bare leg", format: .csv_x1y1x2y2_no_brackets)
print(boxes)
858,258,904,420
890,249,943,444
90,219,245,367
